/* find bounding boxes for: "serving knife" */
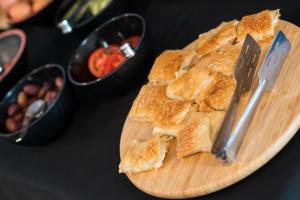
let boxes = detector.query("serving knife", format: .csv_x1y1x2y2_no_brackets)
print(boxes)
212,34,261,161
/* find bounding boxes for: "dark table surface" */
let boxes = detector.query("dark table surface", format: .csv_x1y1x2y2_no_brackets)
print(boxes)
0,0,299,200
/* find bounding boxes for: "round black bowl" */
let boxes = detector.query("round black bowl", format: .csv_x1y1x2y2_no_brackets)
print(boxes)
0,64,74,145
0,29,27,100
54,0,127,35
68,13,153,102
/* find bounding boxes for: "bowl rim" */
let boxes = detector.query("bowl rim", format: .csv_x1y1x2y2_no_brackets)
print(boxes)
8,0,55,25
0,64,66,137
0,29,26,81
55,0,116,29
67,13,146,86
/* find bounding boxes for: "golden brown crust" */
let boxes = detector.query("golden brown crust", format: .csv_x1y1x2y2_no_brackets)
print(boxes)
176,112,211,158
203,74,236,111
237,9,280,42
195,73,236,111
195,44,242,76
153,100,192,137
197,20,239,57
129,85,168,121
205,111,226,141
197,101,215,112
176,111,225,158
119,135,172,174
204,84,235,111
166,66,212,101
148,50,199,85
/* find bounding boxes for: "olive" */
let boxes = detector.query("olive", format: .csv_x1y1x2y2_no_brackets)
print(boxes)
23,84,41,96
38,87,47,98
17,91,28,107
7,104,20,117
55,77,63,90
13,113,24,123
44,91,58,103
5,118,18,133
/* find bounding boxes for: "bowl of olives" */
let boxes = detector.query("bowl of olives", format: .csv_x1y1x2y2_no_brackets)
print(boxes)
0,64,74,145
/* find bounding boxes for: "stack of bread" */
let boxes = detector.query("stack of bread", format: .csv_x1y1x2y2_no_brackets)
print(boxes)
119,10,280,174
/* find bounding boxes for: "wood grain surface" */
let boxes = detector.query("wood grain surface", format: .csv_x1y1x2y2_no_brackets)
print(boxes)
119,20,300,199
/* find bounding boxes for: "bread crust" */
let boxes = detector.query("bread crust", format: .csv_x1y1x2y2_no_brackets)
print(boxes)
197,20,239,57
196,73,236,111
195,44,242,76
148,50,199,85
119,135,172,173
129,85,168,121
153,100,192,137
176,111,225,158
166,66,212,101
237,9,280,42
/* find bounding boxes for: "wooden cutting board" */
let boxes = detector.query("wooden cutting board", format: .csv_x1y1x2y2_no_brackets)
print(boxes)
119,20,300,199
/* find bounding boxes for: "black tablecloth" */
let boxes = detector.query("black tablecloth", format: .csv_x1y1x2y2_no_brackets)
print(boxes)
0,1,299,199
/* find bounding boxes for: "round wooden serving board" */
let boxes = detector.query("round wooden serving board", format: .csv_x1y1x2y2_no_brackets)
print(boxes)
120,20,300,199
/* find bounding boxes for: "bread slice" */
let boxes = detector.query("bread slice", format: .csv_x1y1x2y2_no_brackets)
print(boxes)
197,20,239,57
205,111,226,143
166,66,212,101
176,111,225,158
119,135,172,174
237,9,280,42
195,44,242,76
197,101,215,112
196,73,236,111
176,112,211,158
204,83,235,111
152,100,192,137
129,84,168,121
148,50,199,85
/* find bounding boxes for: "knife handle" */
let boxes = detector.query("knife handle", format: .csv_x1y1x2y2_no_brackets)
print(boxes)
223,79,267,163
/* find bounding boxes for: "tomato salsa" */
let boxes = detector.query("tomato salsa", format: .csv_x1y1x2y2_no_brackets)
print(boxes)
0,62,13,80
88,35,140,78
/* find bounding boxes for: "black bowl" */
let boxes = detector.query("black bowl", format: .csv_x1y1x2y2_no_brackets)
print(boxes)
0,29,27,100
68,13,153,102
54,0,127,35
6,0,61,29
0,64,74,145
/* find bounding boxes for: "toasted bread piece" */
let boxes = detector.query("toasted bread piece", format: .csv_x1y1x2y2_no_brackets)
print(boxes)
148,50,199,85
195,73,236,111
205,84,235,111
237,9,280,42
119,135,172,174
166,66,212,101
197,20,239,57
176,112,211,158
205,111,226,142
197,101,215,112
176,111,225,158
195,44,242,76
204,74,236,111
153,100,192,137
129,85,168,121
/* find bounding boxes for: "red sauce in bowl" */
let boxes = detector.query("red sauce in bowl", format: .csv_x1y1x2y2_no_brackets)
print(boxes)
87,35,140,78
